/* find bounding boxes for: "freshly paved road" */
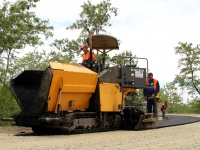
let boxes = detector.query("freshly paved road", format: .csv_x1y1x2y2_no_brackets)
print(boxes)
157,114,200,128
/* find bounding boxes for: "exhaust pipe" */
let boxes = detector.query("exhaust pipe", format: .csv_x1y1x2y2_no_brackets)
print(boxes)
1,117,15,121
38,117,63,123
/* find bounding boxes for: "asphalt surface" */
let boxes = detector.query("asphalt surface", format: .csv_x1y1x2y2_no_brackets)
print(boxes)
157,114,200,128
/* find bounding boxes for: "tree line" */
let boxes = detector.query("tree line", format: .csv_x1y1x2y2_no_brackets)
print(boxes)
0,0,200,125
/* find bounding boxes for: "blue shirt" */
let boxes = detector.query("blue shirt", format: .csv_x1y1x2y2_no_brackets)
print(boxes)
143,79,160,97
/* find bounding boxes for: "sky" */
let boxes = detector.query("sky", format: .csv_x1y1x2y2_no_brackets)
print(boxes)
5,0,200,87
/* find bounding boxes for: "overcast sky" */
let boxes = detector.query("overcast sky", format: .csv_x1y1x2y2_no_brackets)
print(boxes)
6,0,200,87
32,0,200,86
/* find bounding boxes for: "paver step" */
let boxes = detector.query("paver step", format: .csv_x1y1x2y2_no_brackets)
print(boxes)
142,118,158,123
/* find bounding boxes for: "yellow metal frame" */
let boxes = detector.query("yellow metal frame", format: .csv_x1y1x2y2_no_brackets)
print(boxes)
47,62,98,113
99,82,122,112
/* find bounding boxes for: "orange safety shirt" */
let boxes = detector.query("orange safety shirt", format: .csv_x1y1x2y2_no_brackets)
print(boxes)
144,79,159,97
82,50,96,62
146,79,158,90
162,103,167,111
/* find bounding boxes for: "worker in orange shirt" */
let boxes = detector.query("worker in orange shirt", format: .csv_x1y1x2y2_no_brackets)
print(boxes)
161,102,168,119
81,45,96,65
143,72,160,117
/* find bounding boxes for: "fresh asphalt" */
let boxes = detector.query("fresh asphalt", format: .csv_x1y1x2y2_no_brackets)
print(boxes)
157,114,200,128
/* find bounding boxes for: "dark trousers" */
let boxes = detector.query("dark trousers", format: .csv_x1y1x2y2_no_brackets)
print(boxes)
147,98,155,114
162,111,166,119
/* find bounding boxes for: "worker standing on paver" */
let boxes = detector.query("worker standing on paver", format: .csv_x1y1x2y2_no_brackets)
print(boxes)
143,72,160,117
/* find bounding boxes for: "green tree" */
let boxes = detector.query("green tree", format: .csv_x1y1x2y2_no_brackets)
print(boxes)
67,0,118,35
158,88,168,103
0,0,53,122
188,98,200,113
158,87,190,114
0,0,53,84
50,39,81,63
15,48,77,74
162,82,183,113
109,50,138,67
51,0,118,61
174,42,200,96
14,49,49,73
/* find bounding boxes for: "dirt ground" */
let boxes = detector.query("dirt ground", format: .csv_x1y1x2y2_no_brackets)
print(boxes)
0,114,200,150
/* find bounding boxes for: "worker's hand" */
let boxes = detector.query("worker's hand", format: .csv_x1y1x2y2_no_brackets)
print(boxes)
151,94,155,97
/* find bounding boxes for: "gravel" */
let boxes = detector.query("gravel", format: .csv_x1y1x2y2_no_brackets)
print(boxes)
0,114,200,150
